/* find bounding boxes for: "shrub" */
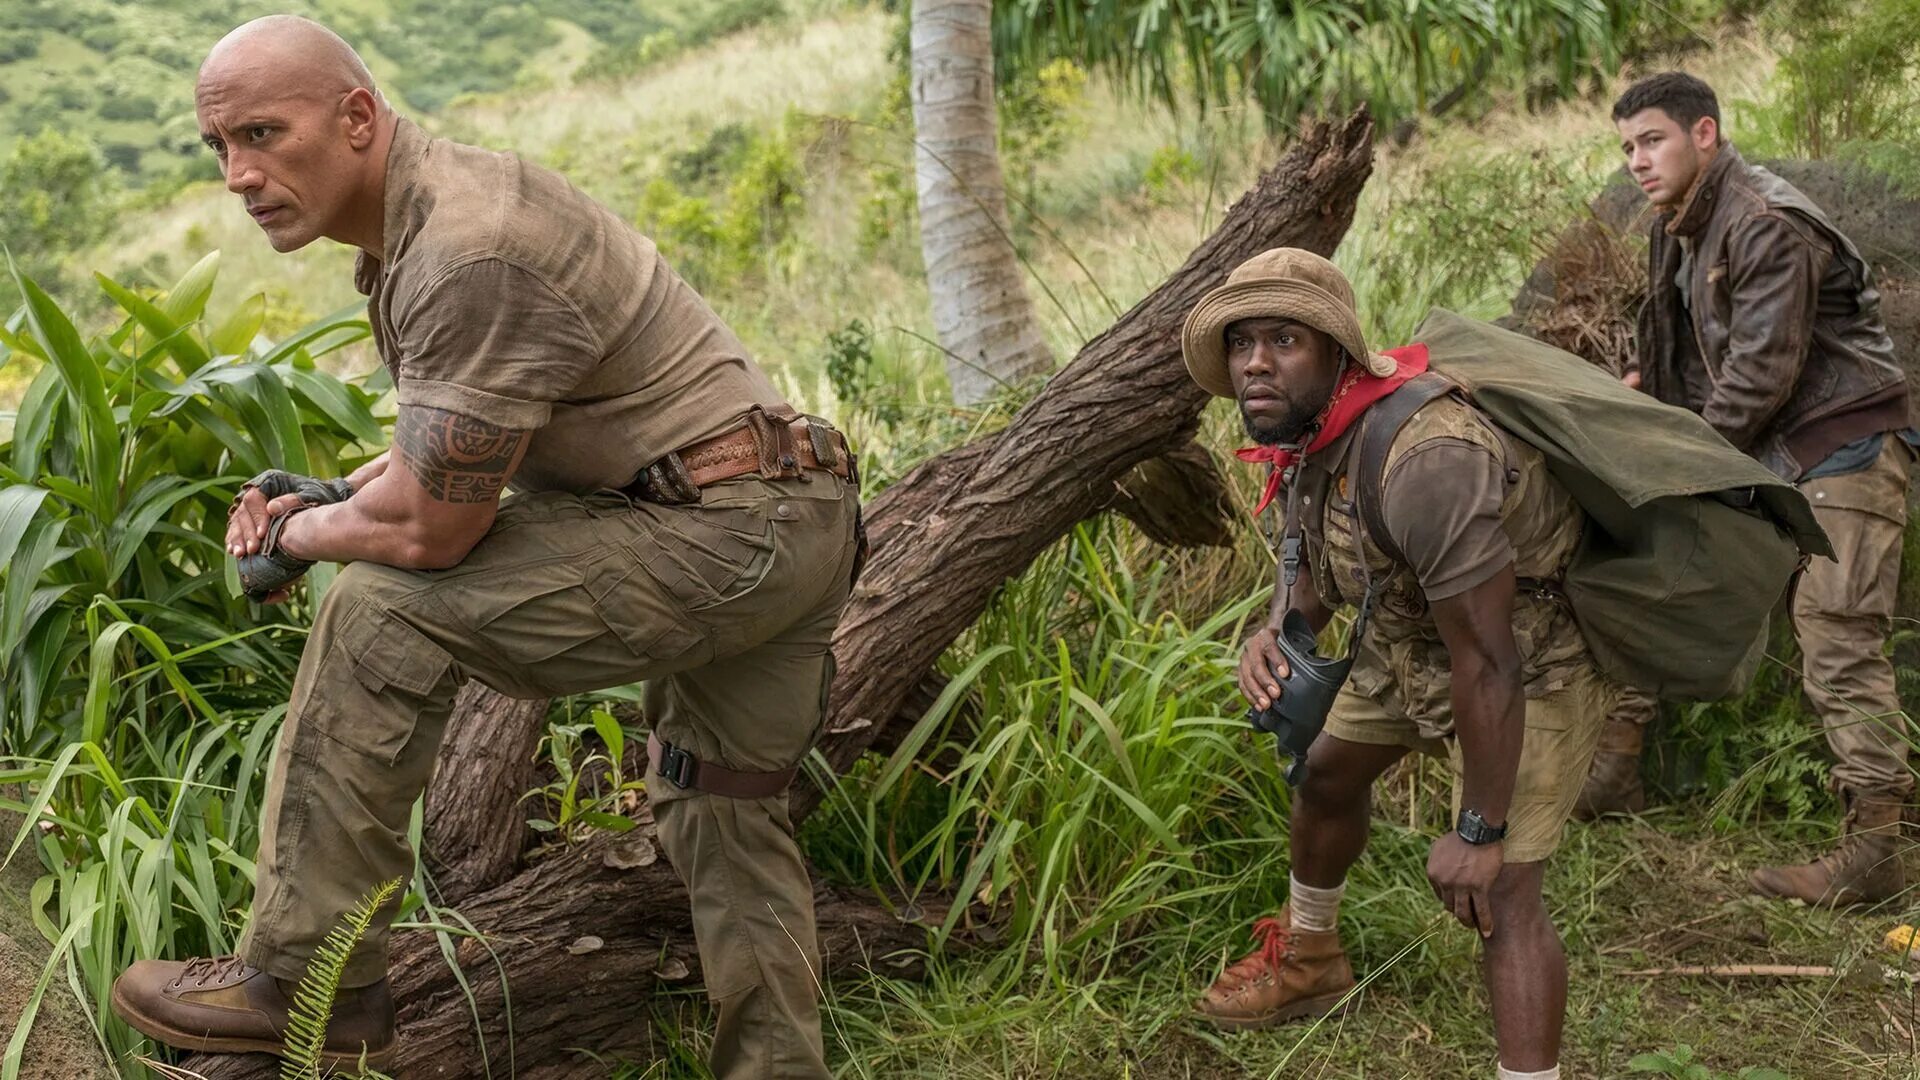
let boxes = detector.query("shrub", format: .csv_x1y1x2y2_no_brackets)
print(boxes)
634,119,808,288
0,130,120,288
1142,144,1203,198
999,58,1089,211
1761,0,1920,161
0,28,40,63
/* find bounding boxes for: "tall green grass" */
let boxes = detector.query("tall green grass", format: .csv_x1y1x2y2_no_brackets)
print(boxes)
0,255,385,1074
796,515,1463,1075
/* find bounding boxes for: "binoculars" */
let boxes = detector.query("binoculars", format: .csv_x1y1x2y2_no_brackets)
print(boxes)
1244,608,1353,786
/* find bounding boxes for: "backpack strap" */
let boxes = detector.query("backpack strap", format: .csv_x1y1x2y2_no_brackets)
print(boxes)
1353,372,1458,569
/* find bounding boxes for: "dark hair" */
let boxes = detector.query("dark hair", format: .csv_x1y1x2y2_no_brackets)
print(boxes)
1612,72,1721,135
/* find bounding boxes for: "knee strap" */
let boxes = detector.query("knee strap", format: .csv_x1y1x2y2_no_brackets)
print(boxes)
648,733,797,798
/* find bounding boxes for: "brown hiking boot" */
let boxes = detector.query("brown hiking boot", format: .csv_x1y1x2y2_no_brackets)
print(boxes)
1749,791,1909,907
1573,716,1647,820
110,955,395,1068
1197,907,1356,1031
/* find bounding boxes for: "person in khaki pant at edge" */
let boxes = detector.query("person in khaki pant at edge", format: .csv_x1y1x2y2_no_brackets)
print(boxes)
1581,71,1916,907
108,16,860,1077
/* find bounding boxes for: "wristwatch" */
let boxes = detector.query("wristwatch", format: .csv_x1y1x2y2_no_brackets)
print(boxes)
1456,809,1508,846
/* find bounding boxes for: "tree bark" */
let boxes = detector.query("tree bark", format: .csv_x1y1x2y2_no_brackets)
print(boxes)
1104,440,1237,549
181,110,1374,1079
910,0,1053,404
420,684,548,902
812,111,1375,809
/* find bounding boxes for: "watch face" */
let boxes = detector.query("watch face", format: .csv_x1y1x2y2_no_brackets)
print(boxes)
1458,810,1506,844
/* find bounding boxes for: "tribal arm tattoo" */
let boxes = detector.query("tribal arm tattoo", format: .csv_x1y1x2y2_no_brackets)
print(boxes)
394,406,530,503
266,405,529,568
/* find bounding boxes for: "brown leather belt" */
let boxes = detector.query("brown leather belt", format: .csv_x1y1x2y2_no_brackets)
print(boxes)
648,732,797,798
680,422,850,486
625,407,855,505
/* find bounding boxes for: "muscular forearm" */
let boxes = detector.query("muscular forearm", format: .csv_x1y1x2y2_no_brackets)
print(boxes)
277,466,492,570
1450,655,1525,824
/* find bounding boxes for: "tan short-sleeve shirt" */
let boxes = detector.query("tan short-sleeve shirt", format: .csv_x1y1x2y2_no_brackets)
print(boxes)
1380,438,1515,601
1295,394,1590,739
355,119,786,494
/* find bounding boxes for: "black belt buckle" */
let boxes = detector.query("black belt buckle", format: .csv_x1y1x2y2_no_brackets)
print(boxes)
658,741,699,789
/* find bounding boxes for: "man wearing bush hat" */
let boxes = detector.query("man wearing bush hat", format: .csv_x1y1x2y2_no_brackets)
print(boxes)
108,15,857,1077
1187,248,1605,1080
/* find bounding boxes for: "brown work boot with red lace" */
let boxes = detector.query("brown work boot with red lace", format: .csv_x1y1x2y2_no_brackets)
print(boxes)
1197,905,1357,1031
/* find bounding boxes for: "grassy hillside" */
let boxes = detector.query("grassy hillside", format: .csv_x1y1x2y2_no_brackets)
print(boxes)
0,0,798,188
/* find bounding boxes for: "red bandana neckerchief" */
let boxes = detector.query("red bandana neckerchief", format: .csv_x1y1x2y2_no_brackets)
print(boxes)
1234,343,1431,515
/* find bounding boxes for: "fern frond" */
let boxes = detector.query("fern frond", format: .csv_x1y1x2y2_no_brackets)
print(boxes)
280,877,403,1080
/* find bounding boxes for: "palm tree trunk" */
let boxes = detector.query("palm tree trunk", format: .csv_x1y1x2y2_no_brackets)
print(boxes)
909,0,1053,405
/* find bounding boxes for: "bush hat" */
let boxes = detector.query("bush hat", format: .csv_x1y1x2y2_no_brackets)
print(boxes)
1181,247,1393,398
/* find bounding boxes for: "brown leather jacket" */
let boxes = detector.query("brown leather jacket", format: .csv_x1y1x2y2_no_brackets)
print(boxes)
1634,145,1907,480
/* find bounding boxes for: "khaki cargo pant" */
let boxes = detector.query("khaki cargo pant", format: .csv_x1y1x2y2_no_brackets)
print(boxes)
1326,665,1614,863
237,474,859,1080
1609,436,1914,799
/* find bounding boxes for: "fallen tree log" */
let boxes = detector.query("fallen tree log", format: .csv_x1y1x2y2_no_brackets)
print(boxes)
809,110,1374,805
182,110,1374,1078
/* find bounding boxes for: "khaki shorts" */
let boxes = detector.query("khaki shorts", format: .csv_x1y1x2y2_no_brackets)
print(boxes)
1324,668,1612,862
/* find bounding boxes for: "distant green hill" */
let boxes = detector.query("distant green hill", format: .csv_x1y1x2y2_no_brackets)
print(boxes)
0,0,786,186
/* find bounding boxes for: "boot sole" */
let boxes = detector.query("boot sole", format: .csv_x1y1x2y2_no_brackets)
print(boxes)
1200,987,1357,1032
110,980,396,1070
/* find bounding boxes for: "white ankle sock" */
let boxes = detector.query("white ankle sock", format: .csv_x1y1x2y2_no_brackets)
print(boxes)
1287,874,1345,933
1497,1065,1560,1080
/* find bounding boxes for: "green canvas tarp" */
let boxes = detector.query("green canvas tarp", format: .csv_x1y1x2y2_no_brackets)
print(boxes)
1410,308,1831,700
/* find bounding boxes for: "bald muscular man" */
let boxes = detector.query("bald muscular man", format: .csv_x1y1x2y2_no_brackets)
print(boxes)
108,18,860,1077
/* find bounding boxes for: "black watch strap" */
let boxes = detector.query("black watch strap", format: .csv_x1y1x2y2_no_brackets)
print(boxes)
1456,809,1508,845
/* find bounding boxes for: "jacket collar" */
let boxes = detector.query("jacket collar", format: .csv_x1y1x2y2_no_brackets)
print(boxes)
1665,142,1744,239
353,118,432,296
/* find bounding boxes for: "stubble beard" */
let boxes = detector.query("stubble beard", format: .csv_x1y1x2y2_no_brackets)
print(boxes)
1240,390,1324,447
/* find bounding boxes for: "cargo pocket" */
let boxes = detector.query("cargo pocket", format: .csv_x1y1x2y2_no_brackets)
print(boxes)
654,506,777,613
583,548,702,662
327,610,456,765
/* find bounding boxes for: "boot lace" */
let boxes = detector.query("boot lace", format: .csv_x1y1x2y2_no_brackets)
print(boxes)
179,955,249,988
1217,916,1294,989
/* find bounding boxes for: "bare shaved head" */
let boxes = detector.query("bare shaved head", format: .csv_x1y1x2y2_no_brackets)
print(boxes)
195,16,395,254
199,15,381,104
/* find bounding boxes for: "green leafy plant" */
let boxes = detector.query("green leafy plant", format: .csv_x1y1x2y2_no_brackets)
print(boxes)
281,877,403,1080
0,252,385,1075
0,252,382,752
1760,0,1920,162
1629,1043,1790,1080
992,0,1651,133
0,131,120,289
998,58,1089,209
634,117,809,289
523,706,644,842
